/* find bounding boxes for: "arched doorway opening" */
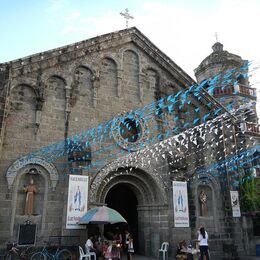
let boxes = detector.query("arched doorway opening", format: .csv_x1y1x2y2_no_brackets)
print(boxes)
90,167,168,256
105,183,139,252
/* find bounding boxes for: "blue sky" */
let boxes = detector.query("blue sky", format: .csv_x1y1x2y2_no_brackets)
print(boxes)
1,0,260,92
0,0,219,63
1,0,141,60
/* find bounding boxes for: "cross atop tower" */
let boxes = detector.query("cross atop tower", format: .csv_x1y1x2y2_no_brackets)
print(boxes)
120,8,134,28
215,32,218,42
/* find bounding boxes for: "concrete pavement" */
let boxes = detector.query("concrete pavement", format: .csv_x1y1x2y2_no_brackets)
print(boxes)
122,254,260,259
239,257,260,260
121,255,157,260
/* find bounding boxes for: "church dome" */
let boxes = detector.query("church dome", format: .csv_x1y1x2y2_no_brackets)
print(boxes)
194,42,244,83
194,41,257,122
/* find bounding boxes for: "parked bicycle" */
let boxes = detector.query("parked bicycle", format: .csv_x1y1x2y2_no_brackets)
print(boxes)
30,241,72,260
4,241,34,260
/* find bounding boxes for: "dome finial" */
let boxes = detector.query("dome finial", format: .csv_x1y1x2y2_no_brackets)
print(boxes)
212,41,223,52
215,32,218,43
212,32,223,52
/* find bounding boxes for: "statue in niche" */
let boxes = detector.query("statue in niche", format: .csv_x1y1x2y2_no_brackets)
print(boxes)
23,177,37,215
199,190,208,216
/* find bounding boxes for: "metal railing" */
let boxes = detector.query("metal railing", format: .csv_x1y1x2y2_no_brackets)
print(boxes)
240,122,260,134
244,122,260,134
212,84,256,98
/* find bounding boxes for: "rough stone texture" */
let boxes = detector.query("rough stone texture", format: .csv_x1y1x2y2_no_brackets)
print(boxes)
194,41,257,119
0,27,259,258
195,41,260,258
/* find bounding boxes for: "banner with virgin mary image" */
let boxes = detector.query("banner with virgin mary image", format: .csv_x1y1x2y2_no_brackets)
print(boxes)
66,175,89,229
173,181,189,227
230,191,241,217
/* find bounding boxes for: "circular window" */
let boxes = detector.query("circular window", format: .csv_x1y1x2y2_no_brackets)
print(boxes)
111,113,149,151
119,118,141,143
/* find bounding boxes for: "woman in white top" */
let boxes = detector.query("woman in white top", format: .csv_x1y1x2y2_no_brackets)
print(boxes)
198,227,210,260
85,235,97,253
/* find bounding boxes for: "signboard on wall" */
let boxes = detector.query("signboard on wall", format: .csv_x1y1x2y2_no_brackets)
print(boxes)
66,175,89,229
230,191,241,217
18,224,36,245
173,181,189,227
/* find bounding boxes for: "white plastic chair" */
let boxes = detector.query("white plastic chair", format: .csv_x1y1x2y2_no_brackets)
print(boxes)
85,245,97,260
158,242,169,260
79,246,91,260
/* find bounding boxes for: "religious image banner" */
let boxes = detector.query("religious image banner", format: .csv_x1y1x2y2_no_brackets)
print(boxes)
230,191,241,218
173,181,189,227
66,175,89,229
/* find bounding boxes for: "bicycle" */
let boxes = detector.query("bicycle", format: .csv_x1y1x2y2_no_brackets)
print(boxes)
30,242,72,260
4,241,34,260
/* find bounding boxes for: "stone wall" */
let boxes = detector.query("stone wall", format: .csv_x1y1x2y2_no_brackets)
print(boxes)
0,28,202,248
0,27,258,259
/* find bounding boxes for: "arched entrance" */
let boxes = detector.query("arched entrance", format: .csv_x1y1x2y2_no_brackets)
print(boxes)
105,183,139,251
89,167,169,256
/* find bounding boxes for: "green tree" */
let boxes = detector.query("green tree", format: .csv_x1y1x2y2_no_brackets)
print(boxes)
240,177,260,213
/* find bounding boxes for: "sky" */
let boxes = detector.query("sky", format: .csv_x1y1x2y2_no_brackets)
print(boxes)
1,0,259,114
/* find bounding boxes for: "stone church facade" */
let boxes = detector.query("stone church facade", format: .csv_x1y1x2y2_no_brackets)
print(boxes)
0,27,259,258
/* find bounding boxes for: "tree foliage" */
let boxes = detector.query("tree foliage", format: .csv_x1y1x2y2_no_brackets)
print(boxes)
240,177,260,213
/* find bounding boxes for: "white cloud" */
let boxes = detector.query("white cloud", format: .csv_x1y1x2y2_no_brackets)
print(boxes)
137,0,260,117
47,0,70,18
63,11,81,33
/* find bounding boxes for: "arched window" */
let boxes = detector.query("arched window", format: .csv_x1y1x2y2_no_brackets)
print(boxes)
76,66,93,94
123,50,139,98
44,76,66,134
237,74,247,87
74,66,94,105
100,57,117,98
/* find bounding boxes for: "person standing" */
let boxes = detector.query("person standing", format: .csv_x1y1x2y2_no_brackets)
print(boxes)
124,230,130,248
198,226,210,260
127,233,134,260
124,230,131,259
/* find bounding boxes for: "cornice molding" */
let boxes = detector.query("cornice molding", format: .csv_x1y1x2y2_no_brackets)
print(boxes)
2,27,195,88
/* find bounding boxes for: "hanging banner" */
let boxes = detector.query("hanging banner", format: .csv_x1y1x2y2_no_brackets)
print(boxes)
230,191,241,217
173,181,189,227
66,175,89,229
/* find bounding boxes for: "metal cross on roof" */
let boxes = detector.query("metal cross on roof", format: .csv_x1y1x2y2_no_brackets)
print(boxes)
215,32,218,42
120,8,134,28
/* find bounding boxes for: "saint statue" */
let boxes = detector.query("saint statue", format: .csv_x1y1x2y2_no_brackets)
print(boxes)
199,190,208,216
23,178,37,215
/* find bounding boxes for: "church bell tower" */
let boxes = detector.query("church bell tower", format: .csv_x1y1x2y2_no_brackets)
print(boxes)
194,41,258,124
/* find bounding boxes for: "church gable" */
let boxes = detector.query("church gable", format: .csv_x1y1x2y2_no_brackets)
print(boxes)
1,28,195,95
0,28,221,161
1,27,218,116
1,27,193,84
0,28,222,165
